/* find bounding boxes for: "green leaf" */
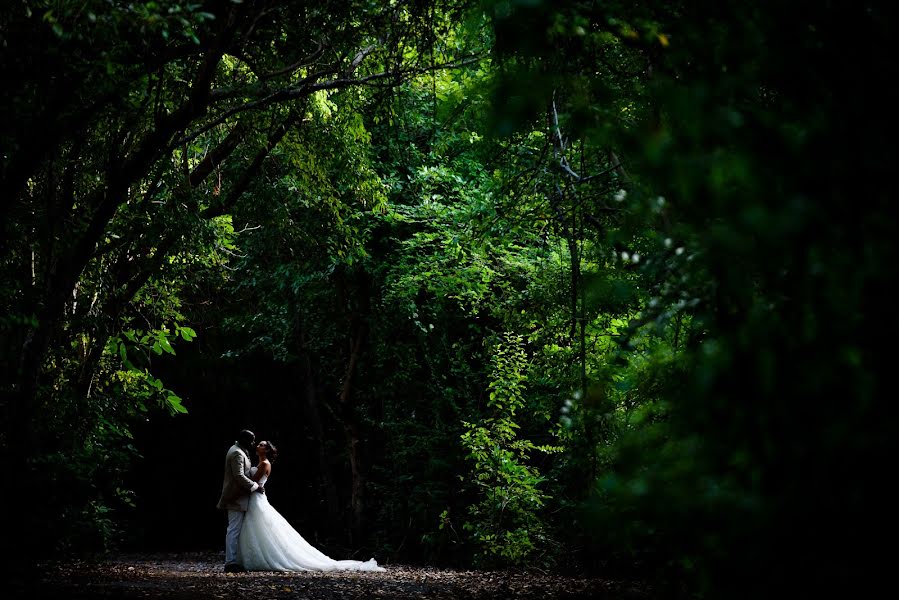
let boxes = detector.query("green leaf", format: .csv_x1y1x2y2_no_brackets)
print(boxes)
158,335,175,355
166,394,188,414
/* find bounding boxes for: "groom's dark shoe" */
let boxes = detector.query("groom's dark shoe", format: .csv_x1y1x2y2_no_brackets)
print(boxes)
224,563,246,573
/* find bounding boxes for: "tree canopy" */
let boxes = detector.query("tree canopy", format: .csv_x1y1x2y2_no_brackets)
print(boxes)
1,1,894,598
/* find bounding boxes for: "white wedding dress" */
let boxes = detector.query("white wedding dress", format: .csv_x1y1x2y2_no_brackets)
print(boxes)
237,466,386,572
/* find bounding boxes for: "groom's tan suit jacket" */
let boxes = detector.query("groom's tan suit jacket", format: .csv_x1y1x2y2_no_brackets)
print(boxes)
216,443,258,512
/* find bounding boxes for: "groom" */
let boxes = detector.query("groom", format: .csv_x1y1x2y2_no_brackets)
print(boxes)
216,429,265,572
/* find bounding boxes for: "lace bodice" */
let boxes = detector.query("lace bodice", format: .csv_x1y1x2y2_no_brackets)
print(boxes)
249,465,269,487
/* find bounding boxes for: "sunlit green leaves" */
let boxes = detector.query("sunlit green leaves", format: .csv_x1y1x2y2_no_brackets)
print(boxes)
459,334,561,566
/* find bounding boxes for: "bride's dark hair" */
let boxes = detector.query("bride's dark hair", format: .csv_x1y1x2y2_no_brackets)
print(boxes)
262,441,278,462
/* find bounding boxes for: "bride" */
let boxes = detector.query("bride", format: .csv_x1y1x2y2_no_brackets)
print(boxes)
237,440,386,572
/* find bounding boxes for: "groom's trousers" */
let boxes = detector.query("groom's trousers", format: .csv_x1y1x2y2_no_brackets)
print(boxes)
225,510,246,565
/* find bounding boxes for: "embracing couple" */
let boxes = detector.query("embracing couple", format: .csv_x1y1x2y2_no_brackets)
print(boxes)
216,429,386,573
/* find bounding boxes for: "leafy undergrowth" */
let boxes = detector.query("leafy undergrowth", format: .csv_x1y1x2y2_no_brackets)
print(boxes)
24,552,651,599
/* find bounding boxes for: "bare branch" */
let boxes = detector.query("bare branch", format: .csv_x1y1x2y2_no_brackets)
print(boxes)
346,43,378,75
573,162,622,184
176,55,483,147
188,122,247,187
261,40,326,80
202,113,300,219
552,96,623,186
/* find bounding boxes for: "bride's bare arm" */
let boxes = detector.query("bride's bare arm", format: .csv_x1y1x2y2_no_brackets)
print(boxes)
252,461,271,482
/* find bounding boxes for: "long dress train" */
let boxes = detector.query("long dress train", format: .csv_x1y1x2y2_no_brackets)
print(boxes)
237,467,385,572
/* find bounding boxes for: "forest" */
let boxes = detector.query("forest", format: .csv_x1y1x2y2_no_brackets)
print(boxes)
1,1,893,598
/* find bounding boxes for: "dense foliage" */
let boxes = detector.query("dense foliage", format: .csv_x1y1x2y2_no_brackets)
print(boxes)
2,1,893,598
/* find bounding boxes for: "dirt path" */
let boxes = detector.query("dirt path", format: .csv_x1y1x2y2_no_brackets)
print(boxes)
25,552,650,599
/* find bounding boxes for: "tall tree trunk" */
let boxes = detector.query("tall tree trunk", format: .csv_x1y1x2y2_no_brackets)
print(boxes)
343,418,364,545
297,323,340,523
338,323,366,544
11,31,236,450
335,269,371,545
